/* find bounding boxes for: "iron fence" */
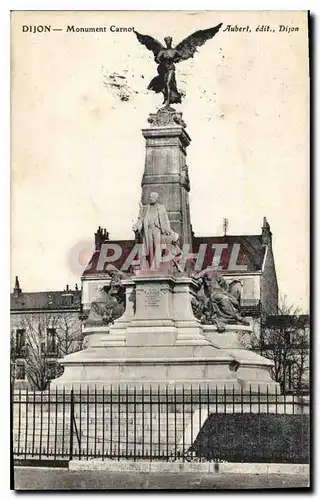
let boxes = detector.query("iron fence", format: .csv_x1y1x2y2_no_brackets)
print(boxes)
12,385,309,464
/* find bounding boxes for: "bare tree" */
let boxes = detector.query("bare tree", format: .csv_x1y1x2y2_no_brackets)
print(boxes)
55,312,83,357
12,312,82,390
289,324,309,392
250,295,309,393
10,329,17,385
13,313,55,390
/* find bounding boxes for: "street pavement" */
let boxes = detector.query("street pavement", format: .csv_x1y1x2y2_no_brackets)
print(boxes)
14,467,310,490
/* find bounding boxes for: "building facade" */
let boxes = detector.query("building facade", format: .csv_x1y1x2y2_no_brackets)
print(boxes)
10,277,82,389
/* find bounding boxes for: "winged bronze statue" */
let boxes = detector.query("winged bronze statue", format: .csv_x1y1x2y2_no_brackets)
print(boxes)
134,23,223,107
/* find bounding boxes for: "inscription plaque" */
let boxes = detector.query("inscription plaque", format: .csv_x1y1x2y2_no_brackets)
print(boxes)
144,288,161,309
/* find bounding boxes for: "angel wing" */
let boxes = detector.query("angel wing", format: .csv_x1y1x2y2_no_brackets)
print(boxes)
134,30,165,57
175,23,223,62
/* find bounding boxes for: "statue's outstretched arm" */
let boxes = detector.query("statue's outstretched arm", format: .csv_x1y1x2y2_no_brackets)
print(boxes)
133,202,144,232
155,50,163,64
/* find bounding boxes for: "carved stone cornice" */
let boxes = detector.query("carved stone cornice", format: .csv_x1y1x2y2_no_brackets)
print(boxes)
142,108,191,149
142,127,191,143
147,107,186,128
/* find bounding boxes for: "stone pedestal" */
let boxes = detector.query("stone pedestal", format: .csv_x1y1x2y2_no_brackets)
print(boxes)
141,108,193,246
51,274,278,393
51,108,279,395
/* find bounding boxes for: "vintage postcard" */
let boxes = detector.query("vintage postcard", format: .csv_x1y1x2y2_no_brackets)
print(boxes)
11,10,310,490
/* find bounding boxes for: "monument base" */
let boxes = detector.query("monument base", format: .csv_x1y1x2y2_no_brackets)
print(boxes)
51,274,278,393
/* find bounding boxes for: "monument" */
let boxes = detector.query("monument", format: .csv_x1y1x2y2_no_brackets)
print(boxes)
51,26,278,393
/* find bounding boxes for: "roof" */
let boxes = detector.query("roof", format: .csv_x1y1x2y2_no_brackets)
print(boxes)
83,239,135,276
265,314,310,329
193,235,266,273
82,234,267,276
10,290,81,311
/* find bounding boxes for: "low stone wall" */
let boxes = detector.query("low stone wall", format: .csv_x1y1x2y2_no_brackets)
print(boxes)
69,459,310,475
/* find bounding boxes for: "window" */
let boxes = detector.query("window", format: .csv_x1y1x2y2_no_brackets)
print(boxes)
286,360,293,391
242,278,255,300
47,328,57,354
62,294,73,306
284,331,291,345
16,362,26,380
47,362,57,379
16,329,26,357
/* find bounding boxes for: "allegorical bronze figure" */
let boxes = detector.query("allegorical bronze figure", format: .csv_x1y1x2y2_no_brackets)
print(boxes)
134,24,223,107
192,273,250,332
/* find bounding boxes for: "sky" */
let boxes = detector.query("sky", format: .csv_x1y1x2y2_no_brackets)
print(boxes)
11,10,309,311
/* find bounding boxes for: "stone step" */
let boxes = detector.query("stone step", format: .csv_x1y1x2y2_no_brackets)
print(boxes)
12,414,190,426
12,416,190,430
13,424,185,431
13,431,185,441
13,402,303,417
13,415,186,421
13,421,189,443
13,429,187,442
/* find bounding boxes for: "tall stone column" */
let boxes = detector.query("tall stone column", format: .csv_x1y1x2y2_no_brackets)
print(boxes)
141,107,193,246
